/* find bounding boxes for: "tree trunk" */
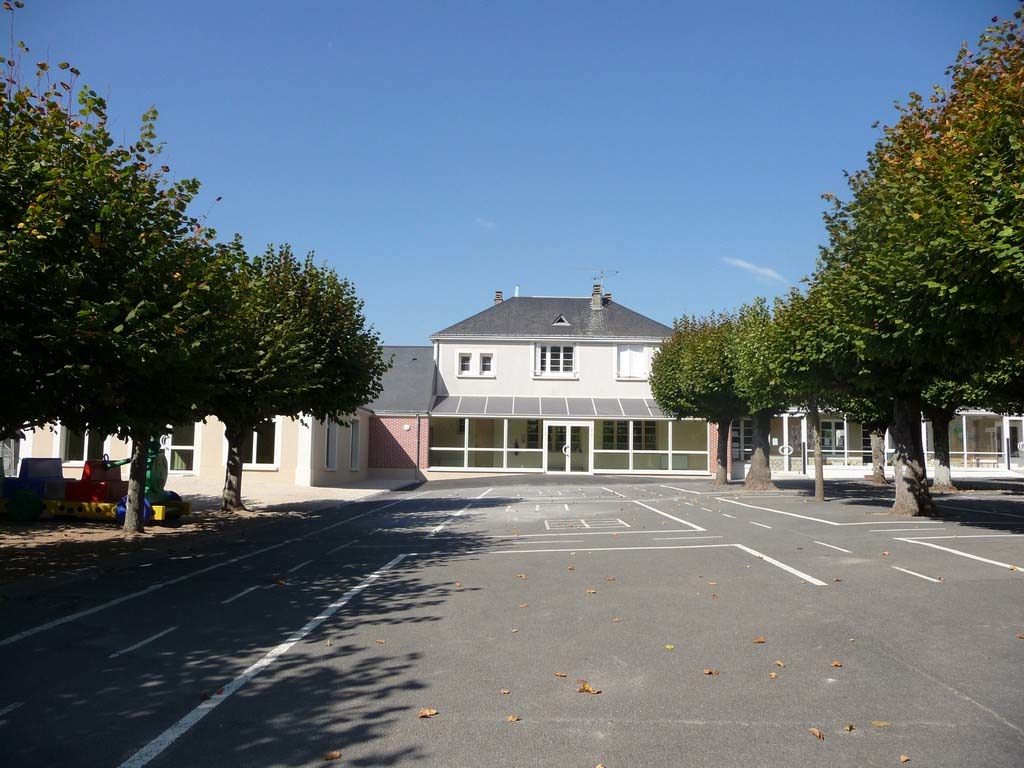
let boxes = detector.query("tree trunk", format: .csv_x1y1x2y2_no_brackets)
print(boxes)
222,424,249,512
924,408,956,492
123,436,149,535
870,429,887,485
890,394,934,516
744,410,776,490
807,401,824,502
713,418,730,485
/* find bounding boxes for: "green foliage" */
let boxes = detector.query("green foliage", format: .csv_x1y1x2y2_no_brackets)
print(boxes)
202,244,387,437
732,298,790,416
650,312,744,423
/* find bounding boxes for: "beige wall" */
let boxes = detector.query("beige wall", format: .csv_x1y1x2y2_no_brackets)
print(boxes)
308,408,371,487
436,340,658,399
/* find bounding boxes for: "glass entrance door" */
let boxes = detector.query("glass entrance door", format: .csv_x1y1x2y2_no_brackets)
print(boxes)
545,423,591,473
1009,418,1023,470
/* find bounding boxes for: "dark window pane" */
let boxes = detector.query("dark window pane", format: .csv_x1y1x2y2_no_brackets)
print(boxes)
254,421,276,464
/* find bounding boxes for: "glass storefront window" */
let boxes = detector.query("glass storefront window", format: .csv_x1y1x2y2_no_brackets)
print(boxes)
430,418,465,449
506,419,540,450
469,419,503,449
671,420,705,451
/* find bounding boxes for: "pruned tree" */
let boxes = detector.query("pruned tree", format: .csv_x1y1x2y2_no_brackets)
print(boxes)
837,395,893,486
203,245,387,511
650,313,744,485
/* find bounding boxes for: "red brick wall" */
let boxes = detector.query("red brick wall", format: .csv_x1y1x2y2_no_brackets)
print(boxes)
707,420,733,477
369,416,429,469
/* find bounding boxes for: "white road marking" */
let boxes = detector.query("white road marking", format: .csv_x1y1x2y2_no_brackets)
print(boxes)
0,702,24,718
477,488,493,499
602,486,627,498
814,541,852,554
0,493,425,648
895,538,1024,572
493,528,704,539
700,507,713,512
511,539,585,545
119,554,408,768
108,626,178,659
660,484,703,495
287,559,314,573
653,536,725,541
721,513,736,519
221,585,263,605
632,500,706,532
901,534,1022,540
426,502,472,538
730,544,829,586
326,539,359,555
564,504,570,512
749,521,773,529
717,498,945,527
869,527,947,533
891,566,943,583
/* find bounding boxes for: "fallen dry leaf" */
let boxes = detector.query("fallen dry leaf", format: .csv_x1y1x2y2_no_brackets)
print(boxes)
323,749,342,761
831,660,843,668
325,639,332,647
808,727,825,741
774,659,785,667
708,581,717,585
611,617,622,623
567,565,575,571
1016,632,1024,640
275,579,287,586
900,756,911,763
454,581,463,588
554,672,568,678
375,639,386,645
753,636,767,644
505,714,521,723
511,628,519,633
664,644,676,651
605,577,616,582
844,723,855,732
768,672,779,680
834,577,843,582
882,551,890,556
518,603,529,608
872,720,892,728
711,593,718,600
577,680,602,694
500,688,511,695
516,573,528,579
586,588,597,595
702,668,720,676
417,707,438,719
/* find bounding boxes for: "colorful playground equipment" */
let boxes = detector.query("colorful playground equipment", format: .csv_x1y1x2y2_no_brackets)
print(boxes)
0,438,191,524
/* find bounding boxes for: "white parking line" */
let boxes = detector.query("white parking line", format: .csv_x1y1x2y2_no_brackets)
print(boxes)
109,626,178,659
287,559,314,573
722,513,736,519
511,539,585,545
0,493,426,648
870,528,947,533
221,585,264,605
601,486,627,498
0,702,24,718
730,544,829,586
493,528,704,539
326,539,359,555
632,500,706,531
477,488,493,498
891,566,943,583
653,536,725,541
717,498,945,527
426,502,472,538
814,541,852,554
660,484,704,495
895,538,1024,572
749,521,773,529
119,554,408,768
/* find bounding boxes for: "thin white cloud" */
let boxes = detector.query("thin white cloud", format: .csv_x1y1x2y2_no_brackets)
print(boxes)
721,257,787,283
475,217,496,229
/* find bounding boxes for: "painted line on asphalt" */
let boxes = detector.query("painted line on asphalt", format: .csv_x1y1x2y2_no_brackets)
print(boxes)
721,513,736,519
426,502,472,538
220,585,263,605
700,507,713,512
118,554,408,768
109,626,178,659
476,488,493,499
511,539,585,545
287,559,314,573
601,486,627,498
731,544,828,586
814,541,852,554
0,493,425,647
659,484,705,495
869,527,947,533
0,702,24,718
325,539,359,555
891,566,943,583
898,534,1022,540
653,536,725,541
632,500,706,532
717,498,945,527
749,521,773,529
492,528,704,539
895,538,1024,572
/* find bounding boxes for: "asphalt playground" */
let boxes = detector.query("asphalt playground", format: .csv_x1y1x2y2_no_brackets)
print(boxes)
1,475,1022,767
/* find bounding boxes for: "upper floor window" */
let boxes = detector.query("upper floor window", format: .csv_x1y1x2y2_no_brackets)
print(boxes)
480,354,493,374
617,345,649,379
459,353,472,374
536,344,575,376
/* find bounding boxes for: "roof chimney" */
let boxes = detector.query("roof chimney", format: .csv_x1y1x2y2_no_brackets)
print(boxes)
494,290,503,305
603,292,612,305
591,283,603,310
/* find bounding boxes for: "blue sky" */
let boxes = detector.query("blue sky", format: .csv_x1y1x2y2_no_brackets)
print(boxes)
21,1,1016,343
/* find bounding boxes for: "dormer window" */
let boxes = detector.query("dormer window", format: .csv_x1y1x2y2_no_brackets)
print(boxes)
551,314,570,326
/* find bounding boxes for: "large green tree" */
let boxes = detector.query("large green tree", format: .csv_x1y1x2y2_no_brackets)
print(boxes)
650,313,744,485
813,9,1024,514
203,245,387,511
1,23,238,533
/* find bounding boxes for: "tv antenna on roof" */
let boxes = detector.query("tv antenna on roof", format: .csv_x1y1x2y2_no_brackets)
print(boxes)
582,268,620,283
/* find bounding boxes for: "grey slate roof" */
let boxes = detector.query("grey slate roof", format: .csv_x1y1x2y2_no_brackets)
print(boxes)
366,346,435,414
431,296,672,339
